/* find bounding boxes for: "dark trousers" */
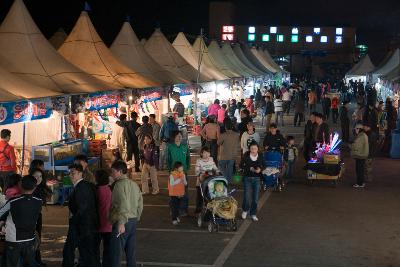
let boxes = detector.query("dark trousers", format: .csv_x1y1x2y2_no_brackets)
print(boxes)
110,219,137,267
283,101,291,115
207,140,218,164
341,122,350,143
195,186,203,213
294,112,303,126
303,140,312,162
35,213,43,264
127,142,140,171
5,240,36,267
355,159,366,186
62,224,100,267
332,108,339,123
323,108,330,120
0,171,14,192
98,232,111,267
170,196,184,220
242,177,261,216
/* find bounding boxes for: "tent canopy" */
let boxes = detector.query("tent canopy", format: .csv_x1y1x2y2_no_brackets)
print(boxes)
110,22,181,85
232,44,266,75
241,45,273,74
371,48,400,78
208,41,242,78
221,42,259,76
262,48,284,73
49,28,67,49
0,0,109,94
249,47,279,74
172,32,227,81
59,11,160,89
145,28,209,83
346,55,375,77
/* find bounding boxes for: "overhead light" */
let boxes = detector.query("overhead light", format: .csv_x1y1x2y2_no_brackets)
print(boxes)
262,34,270,42
320,36,328,43
277,34,284,42
336,28,343,35
292,27,299,34
306,35,313,43
314,27,321,34
248,26,256,33
270,26,277,33
291,35,298,43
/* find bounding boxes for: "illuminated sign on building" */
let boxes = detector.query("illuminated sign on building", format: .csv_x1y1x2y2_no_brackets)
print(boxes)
336,28,343,35
335,36,343,43
270,27,277,33
262,34,270,42
291,35,299,43
248,26,256,33
306,35,313,43
222,25,235,41
248,34,256,41
277,34,284,42
314,28,321,34
320,36,328,43
292,27,299,34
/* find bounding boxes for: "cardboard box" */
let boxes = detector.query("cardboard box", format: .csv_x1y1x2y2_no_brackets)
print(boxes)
323,154,339,164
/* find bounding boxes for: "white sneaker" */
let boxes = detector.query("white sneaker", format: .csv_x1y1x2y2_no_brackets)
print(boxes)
251,215,259,222
176,217,181,223
241,211,247,219
172,220,179,225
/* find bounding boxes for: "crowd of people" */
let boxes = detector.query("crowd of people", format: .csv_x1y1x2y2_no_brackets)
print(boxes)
0,77,398,266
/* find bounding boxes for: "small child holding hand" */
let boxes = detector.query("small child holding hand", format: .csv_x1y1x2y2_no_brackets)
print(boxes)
168,162,187,225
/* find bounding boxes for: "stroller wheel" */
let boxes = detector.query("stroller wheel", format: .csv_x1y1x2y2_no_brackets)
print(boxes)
232,220,238,232
263,185,267,191
207,222,214,233
197,214,203,228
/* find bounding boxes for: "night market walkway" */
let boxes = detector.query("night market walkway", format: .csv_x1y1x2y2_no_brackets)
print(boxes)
40,109,400,267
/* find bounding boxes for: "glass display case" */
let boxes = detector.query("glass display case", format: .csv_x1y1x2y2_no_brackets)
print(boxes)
31,139,87,172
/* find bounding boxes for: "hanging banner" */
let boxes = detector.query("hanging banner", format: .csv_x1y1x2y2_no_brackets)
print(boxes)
140,88,163,103
0,98,53,125
71,91,121,113
173,84,195,96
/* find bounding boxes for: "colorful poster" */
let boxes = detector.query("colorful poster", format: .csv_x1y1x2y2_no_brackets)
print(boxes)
141,88,163,102
84,91,120,111
0,98,53,125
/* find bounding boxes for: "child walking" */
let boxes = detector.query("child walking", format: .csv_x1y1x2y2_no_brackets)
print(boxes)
195,147,219,214
168,162,187,225
141,134,160,195
283,136,298,186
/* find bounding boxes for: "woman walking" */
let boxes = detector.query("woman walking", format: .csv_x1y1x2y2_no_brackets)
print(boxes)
240,141,264,222
351,123,369,188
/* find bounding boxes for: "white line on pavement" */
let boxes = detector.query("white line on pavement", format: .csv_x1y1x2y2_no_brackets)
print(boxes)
212,190,272,267
42,258,213,267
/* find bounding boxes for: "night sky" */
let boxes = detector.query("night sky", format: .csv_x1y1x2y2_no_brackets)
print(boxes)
0,0,399,62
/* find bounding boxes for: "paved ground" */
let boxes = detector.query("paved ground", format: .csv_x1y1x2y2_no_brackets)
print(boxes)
40,106,400,267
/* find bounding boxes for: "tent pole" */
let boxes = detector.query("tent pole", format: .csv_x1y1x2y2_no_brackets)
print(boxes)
194,28,205,126
21,122,26,175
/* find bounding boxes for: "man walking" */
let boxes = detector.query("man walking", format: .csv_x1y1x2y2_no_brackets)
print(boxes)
62,164,100,267
109,161,143,267
322,94,331,121
118,112,142,172
274,96,284,126
135,115,153,150
0,129,16,191
340,101,351,143
217,118,239,182
264,96,274,131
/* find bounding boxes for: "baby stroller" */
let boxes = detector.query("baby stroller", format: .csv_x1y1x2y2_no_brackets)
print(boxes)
262,149,284,192
197,175,238,233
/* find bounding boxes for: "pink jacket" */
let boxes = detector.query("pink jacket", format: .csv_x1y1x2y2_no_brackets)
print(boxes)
208,104,221,117
217,109,226,123
5,186,21,200
97,185,112,233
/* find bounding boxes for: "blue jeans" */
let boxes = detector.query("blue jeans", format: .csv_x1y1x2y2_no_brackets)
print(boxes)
219,160,235,182
275,111,284,126
285,160,295,181
110,218,137,267
242,177,261,216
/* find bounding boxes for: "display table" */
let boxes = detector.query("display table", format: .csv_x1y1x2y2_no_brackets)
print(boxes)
306,162,343,186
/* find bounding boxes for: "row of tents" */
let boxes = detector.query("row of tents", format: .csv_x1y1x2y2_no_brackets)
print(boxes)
345,49,400,84
0,0,286,104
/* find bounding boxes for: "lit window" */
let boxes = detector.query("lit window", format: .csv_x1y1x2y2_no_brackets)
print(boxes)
314,27,321,34
262,34,270,42
222,26,235,33
248,34,256,41
335,36,343,43
320,36,328,43
336,28,343,35
306,35,313,43
277,34,284,42
270,27,277,33
222,34,234,41
248,26,256,33
291,35,298,43
292,27,299,34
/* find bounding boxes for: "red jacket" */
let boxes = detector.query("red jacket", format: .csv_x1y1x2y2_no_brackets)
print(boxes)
97,185,112,233
0,140,16,172
331,97,339,109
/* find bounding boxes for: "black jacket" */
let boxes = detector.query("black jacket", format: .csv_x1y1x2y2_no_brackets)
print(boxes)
304,120,315,142
265,101,274,115
0,194,42,242
322,97,331,111
263,132,286,150
237,116,253,135
240,151,264,177
117,120,141,144
339,106,350,124
314,122,330,144
68,180,99,236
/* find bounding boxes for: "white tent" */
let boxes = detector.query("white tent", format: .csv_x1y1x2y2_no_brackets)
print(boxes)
110,21,182,85
145,28,209,83
0,0,109,94
241,45,273,74
48,28,67,49
172,32,227,81
193,37,236,78
221,42,259,76
371,48,400,82
59,11,160,89
262,48,283,73
232,44,265,76
140,38,146,45
208,41,242,77
345,55,375,82
249,47,279,74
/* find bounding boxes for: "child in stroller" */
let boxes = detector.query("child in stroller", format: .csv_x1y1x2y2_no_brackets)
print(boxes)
197,176,238,232
262,147,284,191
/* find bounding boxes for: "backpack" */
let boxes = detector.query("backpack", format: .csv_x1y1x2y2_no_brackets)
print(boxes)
0,143,10,167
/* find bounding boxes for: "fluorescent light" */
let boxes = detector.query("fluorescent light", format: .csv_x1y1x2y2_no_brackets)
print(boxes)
248,26,256,33
306,35,313,43
248,34,256,41
270,26,277,33
262,34,270,42
292,27,299,34
291,35,298,43
314,27,321,34
336,28,343,35
277,34,284,42
320,36,328,43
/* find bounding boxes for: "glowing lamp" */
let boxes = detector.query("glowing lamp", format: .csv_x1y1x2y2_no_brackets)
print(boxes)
306,35,313,43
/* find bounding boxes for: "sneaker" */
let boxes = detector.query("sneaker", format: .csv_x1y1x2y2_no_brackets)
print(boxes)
353,184,365,188
176,217,181,223
251,215,259,222
151,190,159,195
141,192,149,195
241,211,247,219
172,220,179,225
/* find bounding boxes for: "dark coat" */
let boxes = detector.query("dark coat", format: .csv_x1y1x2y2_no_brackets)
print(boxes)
240,151,264,178
68,180,99,236
314,122,330,144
